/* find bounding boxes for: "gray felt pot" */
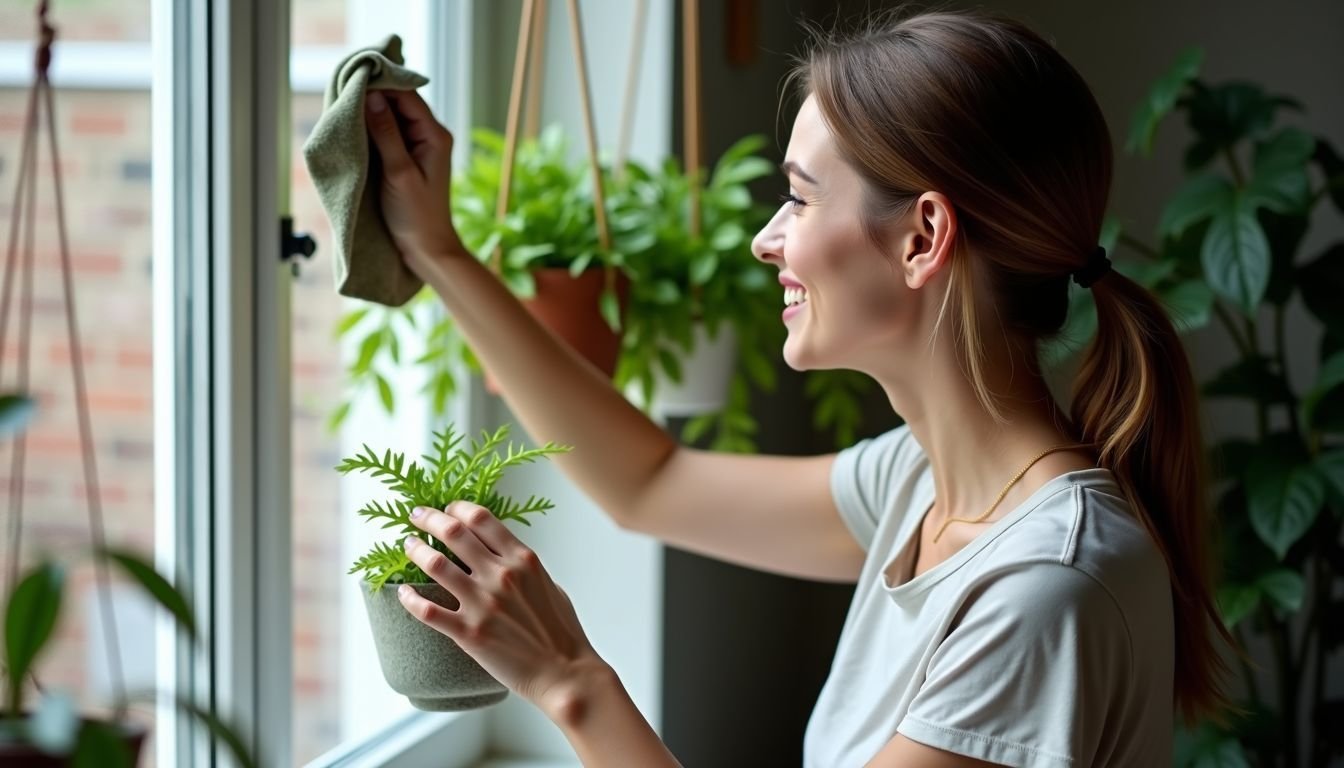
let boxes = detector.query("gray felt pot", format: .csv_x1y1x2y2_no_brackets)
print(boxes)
361,582,509,711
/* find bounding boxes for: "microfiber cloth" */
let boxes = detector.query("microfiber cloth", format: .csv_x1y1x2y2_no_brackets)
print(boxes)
302,35,430,307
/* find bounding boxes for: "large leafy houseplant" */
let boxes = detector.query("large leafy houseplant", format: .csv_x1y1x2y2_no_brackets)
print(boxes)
336,423,568,710
0,395,253,767
1044,48,1344,767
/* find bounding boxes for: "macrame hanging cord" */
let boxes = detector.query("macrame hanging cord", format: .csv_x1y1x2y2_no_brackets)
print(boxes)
1,0,126,707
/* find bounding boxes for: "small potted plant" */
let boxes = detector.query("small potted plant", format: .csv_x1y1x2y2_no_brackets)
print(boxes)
336,423,569,711
0,396,253,768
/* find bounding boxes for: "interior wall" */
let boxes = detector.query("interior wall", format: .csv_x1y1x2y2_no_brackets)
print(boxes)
668,0,1344,763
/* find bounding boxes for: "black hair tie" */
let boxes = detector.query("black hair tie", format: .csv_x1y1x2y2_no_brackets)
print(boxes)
1073,246,1111,289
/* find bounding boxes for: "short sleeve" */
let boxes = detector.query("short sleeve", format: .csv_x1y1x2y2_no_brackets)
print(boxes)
897,565,1133,768
829,424,919,551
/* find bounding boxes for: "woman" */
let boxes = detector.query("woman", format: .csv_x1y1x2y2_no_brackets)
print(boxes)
364,9,1231,767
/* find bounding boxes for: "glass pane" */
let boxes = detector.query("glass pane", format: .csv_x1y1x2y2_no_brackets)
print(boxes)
290,0,433,762
0,3,159,765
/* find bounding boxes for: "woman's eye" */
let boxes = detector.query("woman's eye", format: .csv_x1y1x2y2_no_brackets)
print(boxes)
779,192,806,209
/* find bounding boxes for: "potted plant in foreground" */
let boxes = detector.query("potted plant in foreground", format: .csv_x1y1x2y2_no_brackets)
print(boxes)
337,424,569,711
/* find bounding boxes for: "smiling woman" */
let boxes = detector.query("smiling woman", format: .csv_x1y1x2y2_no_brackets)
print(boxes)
353,5,1232,767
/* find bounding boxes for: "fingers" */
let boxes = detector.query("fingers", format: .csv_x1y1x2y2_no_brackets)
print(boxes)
397,583,465,636
380,90,453,180
364,91,416,179
443,502,527,561
409,507,496,573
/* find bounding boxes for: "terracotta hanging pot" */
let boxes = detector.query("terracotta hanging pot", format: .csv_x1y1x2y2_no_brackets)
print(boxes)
485,267,630,394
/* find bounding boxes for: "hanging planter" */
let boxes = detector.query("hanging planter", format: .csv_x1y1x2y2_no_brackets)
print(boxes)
449,0,630,392
652,321,737,417
338,424,570,712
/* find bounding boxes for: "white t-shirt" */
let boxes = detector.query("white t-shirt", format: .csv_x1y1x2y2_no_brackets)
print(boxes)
804,425,1174,767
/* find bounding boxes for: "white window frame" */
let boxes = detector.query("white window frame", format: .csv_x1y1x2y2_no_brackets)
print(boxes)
2,0,668,763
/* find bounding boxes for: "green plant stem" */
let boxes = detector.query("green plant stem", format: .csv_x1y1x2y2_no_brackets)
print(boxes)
1233,624,1264,706
1224,147,1247,188
1309,533,1333,766
1264,604,1300,768
1117,232,1161,260
1245,317,1270,437
1212,302,1254,358
1273,306,1304,441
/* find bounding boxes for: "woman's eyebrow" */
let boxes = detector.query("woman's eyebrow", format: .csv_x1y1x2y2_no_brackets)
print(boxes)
780,160,819,185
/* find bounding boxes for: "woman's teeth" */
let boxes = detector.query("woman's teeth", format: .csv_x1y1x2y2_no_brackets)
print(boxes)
785,287,808,307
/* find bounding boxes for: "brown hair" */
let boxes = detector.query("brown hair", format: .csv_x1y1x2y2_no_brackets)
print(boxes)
793,9,1232,723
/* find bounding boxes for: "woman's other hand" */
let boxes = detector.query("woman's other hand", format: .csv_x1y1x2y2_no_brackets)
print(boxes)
364,89,466,272
398,502,612,715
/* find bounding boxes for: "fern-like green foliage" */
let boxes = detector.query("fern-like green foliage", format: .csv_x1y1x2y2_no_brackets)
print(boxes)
336,424,570,590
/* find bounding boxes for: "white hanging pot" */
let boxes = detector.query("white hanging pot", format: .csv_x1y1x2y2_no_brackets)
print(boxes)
654,322,738,417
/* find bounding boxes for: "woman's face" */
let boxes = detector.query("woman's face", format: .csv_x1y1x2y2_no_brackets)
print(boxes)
752,94,928,373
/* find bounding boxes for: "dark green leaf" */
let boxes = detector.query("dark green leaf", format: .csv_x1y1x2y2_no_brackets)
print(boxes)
326,401,352,433
657,348,683,384
100,549,197,640
1098,215,1123,254
1126,47,1203,156
1301,351,1344,430
1247,127,1315,214
712,157,774,188
375,374,394,414
1298,244,1344,334
73,721,131,768
335,307,370,338
1258,208,1308,306
1312,137,1344,214
1202,356,1292,403
1186,81,1278,150
1159,175,1234,238
690,252,719,285
1315,450,1344,501
174,695,257,768
1245,447,1325,559
599,289,622,333
0,394,35,440
1256,568,1304,612
1201,193,1270,314
1160,280,1214,332
354,331,382,374
1216,584,1260,628
5,562,63,714
1183,138,1221,172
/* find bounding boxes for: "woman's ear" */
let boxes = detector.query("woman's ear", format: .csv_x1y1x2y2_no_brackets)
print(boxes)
899,192,956,290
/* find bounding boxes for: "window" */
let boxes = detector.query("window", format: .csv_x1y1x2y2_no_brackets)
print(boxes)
0,2,164,764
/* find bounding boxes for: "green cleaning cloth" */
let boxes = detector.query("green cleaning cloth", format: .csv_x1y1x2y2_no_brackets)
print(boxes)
302,35,430,308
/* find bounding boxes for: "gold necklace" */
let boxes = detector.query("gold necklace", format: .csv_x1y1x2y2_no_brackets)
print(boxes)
930,443,1093,543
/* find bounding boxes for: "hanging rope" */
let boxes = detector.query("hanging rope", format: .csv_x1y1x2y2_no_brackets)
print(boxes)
495,0,614,293
683,0,702,239
523,0,548,140
1,0,125,710
614,0,647,179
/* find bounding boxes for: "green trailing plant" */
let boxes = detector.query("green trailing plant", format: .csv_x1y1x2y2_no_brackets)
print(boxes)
1042,48,1344,768
337,423,570,591
0,396,255,768
331,127,873,453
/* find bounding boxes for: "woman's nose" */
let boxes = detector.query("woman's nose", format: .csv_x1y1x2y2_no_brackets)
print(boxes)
751,207,787,265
